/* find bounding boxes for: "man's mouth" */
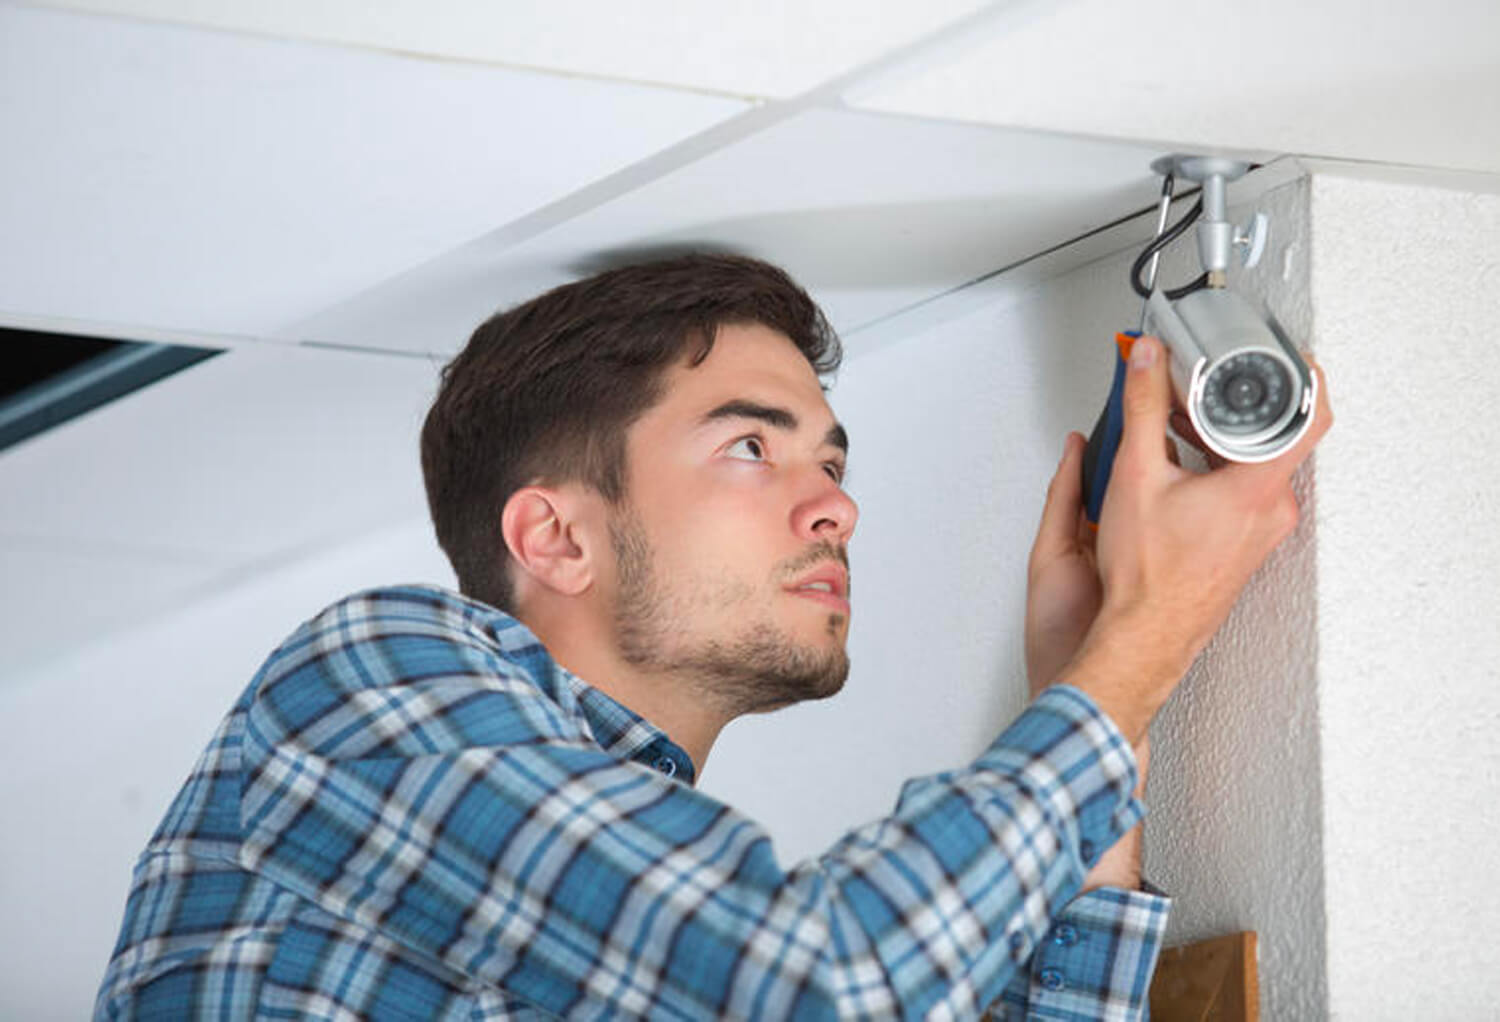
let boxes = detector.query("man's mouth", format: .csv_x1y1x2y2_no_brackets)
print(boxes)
786,564,850,613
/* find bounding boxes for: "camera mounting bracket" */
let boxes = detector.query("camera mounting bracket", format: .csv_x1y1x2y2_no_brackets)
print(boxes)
1150,154,1267,275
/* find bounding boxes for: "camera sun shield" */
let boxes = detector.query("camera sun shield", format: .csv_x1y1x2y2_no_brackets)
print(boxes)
1146,288,1317,463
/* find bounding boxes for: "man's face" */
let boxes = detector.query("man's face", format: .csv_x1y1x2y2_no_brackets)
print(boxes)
606,322,857,715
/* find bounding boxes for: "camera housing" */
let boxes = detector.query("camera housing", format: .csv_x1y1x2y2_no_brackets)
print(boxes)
1147,288,1317,463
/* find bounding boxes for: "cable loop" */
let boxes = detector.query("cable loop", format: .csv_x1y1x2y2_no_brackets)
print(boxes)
1130,198,1210,300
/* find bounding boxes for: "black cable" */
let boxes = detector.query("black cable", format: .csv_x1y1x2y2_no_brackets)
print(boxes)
1130,197,1210,300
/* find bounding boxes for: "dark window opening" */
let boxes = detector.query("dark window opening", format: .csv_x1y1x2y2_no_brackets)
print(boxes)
0,326,220,454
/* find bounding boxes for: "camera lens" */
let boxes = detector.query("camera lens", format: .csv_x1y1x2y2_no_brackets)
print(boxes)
1199,352,1292,434
1225,374,1265,411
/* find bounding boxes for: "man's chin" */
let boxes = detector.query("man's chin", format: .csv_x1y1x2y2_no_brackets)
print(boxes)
767,644,850,708
725,636,849,715
806,660,849,702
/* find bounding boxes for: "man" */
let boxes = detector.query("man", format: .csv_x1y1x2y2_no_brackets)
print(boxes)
96,255,1330,1018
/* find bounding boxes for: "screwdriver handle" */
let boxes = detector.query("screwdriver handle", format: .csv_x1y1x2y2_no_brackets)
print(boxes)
1081,332,1141,525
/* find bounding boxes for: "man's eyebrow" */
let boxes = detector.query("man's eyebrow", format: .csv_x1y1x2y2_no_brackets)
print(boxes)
701,400,848,453
702,400,797,432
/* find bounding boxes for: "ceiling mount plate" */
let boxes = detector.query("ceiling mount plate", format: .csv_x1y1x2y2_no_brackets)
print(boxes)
1150,154,1253,183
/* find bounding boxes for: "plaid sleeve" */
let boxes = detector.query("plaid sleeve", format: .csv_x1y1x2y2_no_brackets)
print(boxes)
993,888,1171,1020
238,591,1149,1018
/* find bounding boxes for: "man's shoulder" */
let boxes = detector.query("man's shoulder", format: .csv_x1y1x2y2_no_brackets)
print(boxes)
315,583,531,639
266,584,546,672
243,584,581,755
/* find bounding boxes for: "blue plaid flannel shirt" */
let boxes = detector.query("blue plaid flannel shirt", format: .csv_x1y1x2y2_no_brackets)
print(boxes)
97,585,1168,1019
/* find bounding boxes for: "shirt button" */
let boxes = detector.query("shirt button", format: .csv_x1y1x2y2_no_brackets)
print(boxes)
1052,924,1079,948
1039,968,1066,992
653,756,677,777
1008,931,1030,960
1079,840,1097,862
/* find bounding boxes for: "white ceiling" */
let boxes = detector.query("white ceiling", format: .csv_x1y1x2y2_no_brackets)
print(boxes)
288,109,1170,354
851,0,1500,174
0,4,745,336
20,0,995,99
3,0,1498,676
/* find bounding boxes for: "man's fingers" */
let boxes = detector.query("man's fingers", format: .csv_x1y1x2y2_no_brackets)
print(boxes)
1168,409,1229,470
1119,336,1172,469
1284,358,1334,470
1073,504,1097,551
1031,432,1085,567
1235,358,1335,486
1211,357,1333,525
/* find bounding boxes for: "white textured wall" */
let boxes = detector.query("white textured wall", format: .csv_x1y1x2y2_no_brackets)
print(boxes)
1308,169,1500,1020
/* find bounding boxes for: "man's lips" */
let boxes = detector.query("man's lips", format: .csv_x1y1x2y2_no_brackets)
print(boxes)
785,564,850,613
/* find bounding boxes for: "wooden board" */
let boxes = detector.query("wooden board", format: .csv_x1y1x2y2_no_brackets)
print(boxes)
1149,931,1259,1022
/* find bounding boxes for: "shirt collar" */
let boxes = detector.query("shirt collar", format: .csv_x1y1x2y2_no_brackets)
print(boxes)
559,664,697,786
433,585,699,786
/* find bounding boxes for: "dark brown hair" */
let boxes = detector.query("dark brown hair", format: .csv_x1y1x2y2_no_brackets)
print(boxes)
420,253,841,613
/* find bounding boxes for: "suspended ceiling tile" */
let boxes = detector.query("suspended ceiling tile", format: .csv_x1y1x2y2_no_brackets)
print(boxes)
0,5,746,336
287,108,1171,356
0,342,439,559
849,0,1500,175
29,0,991,99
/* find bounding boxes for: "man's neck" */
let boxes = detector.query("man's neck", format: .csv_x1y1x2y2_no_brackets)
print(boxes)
522,613,727,775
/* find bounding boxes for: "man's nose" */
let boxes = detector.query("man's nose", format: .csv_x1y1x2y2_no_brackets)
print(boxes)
791,471,858,543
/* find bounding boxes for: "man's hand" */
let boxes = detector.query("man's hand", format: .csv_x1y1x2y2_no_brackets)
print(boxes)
1026,336,1331,886
1025,427,1191,697
1060,336,1334,745
1025,432,1101,699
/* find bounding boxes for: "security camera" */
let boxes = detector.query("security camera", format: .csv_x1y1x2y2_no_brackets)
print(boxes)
1147,288,1318,463
1081,154,1320,522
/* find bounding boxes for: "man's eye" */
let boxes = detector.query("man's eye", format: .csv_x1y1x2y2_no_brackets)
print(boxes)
824,462,846,484
725,436,766,462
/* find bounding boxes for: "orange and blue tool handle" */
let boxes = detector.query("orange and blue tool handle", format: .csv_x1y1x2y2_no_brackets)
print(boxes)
1081,331,1140,525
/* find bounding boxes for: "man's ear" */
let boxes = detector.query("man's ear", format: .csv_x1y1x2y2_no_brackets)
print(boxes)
500,485,598,598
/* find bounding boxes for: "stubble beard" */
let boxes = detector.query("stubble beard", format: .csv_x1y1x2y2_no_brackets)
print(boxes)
609,509,850,717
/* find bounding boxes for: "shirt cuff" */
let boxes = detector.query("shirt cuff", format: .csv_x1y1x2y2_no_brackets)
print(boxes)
995,888,1171,1021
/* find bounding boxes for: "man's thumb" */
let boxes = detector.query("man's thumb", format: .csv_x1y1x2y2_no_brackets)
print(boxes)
1120,335,1171,462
